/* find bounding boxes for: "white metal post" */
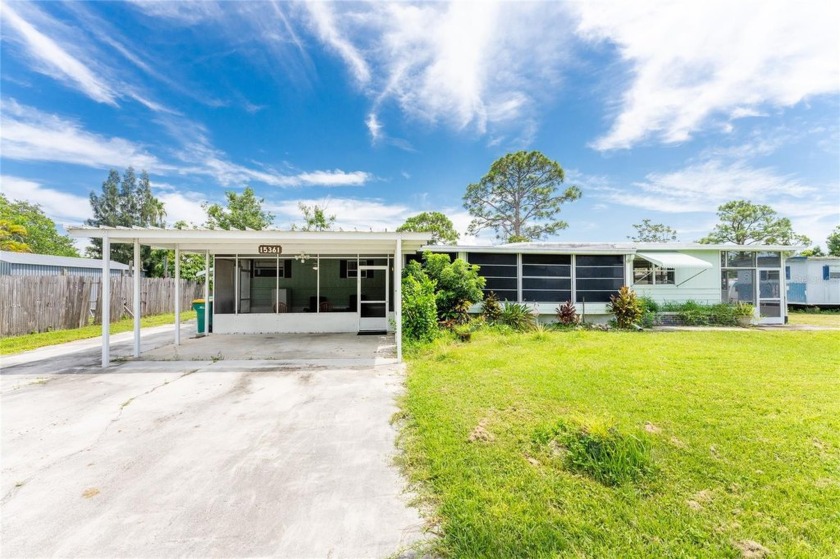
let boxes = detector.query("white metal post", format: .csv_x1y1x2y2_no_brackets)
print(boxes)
204,250,210,335
101,235,111,368
174,245,181,345
395,238,403,362
133,239,141,357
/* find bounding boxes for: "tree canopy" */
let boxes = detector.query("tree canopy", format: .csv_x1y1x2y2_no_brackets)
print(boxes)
397,211,459,245
463,151,581,243
628,219,678,243
292,203,335,231
699,200,809,246
204,187,274,231
0,220,30,252
827,226,840,257
86,168,166,267
0,194,78,255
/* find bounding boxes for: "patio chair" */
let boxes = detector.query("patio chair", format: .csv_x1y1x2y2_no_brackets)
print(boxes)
319,300,333,312
274,301,288,313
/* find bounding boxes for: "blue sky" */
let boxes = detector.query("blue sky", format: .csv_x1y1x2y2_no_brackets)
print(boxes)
1,0,838,248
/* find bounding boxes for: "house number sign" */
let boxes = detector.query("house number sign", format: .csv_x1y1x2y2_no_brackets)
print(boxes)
258,245,284,255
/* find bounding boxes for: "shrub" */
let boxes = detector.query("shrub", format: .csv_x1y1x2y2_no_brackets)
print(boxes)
482,291,502,323
533,419,653,486
638,296,659,313
452,323,472,342
422,252,485,323
401,273,438,343
607,286,643,329
555,300,579,325
498,301,537,332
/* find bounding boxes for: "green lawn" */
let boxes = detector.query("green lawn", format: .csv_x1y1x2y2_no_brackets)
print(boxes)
0,313,189,356
788,312,840,328
401,329,840,558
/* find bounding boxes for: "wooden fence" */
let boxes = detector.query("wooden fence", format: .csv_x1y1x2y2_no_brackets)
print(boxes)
0,276,202,337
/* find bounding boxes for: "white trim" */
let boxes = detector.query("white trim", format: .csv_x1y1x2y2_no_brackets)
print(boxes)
101,235,110,368
395,239,402,362
133,238,141,357
174,245,181,346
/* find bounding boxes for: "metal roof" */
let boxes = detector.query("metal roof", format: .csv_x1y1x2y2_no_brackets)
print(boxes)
424,241,807,253
0,250,130,270
65,226,432,255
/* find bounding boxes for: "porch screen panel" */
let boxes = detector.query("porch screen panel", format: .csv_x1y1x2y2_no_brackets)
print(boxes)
575,255,624,303
468,253,517,301
522,254,571,302
214,258,235,314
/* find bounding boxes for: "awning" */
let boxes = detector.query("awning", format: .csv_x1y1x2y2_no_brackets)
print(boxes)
636,252,713,269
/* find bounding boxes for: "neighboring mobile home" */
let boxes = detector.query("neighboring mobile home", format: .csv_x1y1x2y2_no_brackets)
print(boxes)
424,242,801,325
786,256,840,307
0,250,129,277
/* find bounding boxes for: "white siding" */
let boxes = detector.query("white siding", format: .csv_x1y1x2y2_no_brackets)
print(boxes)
633,250,720,305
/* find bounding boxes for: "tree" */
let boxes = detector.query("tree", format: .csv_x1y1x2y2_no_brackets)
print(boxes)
150,221,207,280
799,246,825,257
0,220,30,252
397,211,459,245
628,219,678,243
86,168,167,269
0,194,78,256
827,226,840,257
699,200,810,245
463,151,581,242
204,186,273,230
292,202,335,231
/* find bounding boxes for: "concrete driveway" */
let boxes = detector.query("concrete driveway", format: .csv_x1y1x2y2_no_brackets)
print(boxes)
1,352,425,557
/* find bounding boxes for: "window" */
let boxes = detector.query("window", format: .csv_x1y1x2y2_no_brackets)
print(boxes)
756,251,781,267
522,254,571,302
340,259,375,279
575,255,624,303
722,251,755,268
632,258,675,285
468,252,517,301
253,259,292,278
721,269,755,304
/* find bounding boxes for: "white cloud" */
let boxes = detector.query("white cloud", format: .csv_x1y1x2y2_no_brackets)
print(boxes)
0,175,91,223
0,1,117,105
270,197,409,231
153,189,208,226
302,2,572,144
303,1,370,85
574,0,840,150
599,160,815,214
0,99,162,170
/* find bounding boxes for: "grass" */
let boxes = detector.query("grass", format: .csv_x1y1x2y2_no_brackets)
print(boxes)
0,313,189,356
400,329,840,558
788,311,840,327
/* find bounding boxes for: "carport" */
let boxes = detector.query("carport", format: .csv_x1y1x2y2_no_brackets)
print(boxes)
66,227,430,367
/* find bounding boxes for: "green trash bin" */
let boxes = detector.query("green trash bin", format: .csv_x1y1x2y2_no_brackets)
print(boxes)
192,298,213,334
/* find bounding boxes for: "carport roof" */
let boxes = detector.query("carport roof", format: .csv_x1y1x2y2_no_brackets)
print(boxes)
66,226,431,255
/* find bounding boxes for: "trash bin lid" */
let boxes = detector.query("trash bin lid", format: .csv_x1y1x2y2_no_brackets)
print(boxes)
192,298,205,303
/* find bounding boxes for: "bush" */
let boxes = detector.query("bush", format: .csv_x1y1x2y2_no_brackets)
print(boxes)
607,286,643,329
498,301,537,332
638,296,659,313
452,323,472,342
555,300,579,325
401,273,438,343
482,291,502,323
533,419,653,486
421,252,486,323
657,300,746,326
